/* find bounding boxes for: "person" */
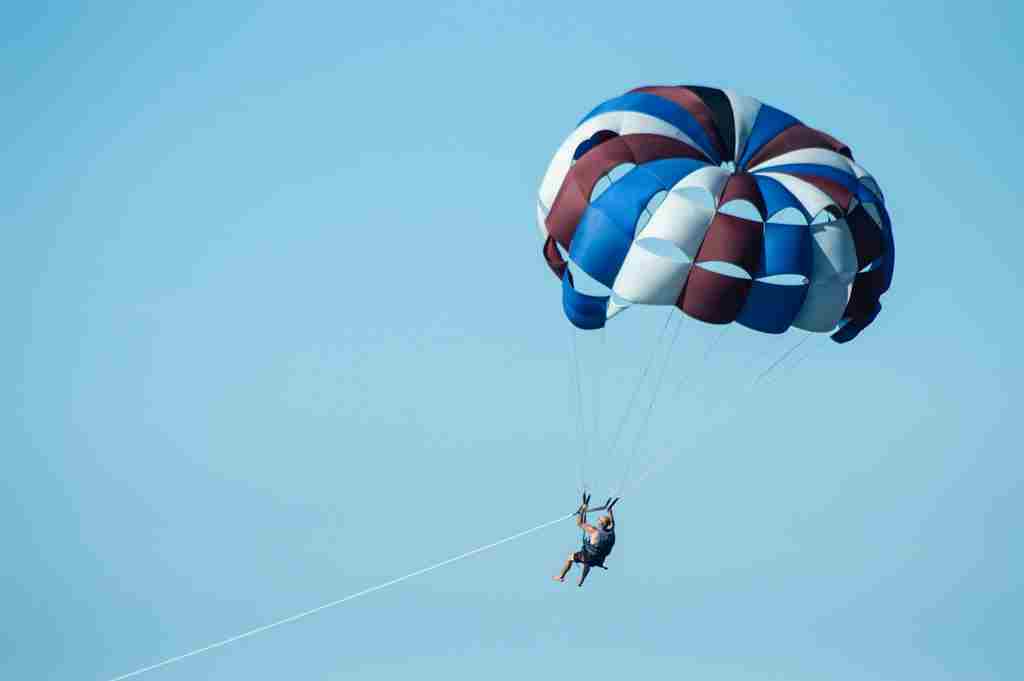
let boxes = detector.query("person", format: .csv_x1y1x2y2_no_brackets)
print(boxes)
553,497,617,587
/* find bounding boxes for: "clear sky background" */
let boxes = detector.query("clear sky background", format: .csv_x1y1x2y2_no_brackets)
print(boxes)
4,2,1021,680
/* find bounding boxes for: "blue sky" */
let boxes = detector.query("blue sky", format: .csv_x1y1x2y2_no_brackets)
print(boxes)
3,2,1021,680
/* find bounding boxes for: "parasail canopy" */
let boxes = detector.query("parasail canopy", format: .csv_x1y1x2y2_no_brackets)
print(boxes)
536,85,894,343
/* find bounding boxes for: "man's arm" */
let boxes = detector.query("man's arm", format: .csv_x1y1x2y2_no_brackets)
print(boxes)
577,503,597,536
607,497,619,530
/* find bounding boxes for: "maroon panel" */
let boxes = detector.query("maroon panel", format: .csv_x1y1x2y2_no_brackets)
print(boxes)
844,268,887,320
845,204,884,269
545,133,706,248
790,173,854,211
684,86,736,161
719,173,767,219
543,235,568,279
630,85,728,161
694,213,763,274
746,124,852,168
618,133,707,163
677,266,752,324
545,181,589,248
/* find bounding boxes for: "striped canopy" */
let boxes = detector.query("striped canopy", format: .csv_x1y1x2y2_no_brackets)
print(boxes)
536,85,894,343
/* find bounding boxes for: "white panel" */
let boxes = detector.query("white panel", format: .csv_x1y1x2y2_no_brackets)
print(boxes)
616,112,705,155
755,172,840,217
791,277,853,332
748,148,858,175
673,165,731,202
637,192,716,259
538,112,622,211
846,160,885,203
791,218,858,331
724,90,762,161
808,220,859,283
536,200,549,238
538,111,707,210
611,245,691,305
859,175,885,203
847,159,872,179
749,153,886,209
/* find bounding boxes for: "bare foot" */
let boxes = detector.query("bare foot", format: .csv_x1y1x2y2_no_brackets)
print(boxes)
552,575,564,582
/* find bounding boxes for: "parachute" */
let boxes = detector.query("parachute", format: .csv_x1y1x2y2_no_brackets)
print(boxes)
536,85,895,496
537,85,894,342
98,87,900,679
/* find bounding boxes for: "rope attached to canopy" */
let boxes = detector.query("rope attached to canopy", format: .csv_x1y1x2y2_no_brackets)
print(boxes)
104,513,572,681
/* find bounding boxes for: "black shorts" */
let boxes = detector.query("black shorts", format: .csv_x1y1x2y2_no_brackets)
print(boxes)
573,549,606,567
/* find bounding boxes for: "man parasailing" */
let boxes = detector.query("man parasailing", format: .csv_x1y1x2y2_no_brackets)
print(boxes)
553,494,619,587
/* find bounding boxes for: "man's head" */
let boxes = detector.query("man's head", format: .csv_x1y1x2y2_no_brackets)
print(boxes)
598,515,612,529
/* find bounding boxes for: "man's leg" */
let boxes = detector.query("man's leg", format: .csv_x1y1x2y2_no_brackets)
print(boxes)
577,563,591,587
553,552,575,582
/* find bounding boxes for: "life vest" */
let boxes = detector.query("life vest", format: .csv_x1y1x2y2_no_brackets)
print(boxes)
582,526,615,562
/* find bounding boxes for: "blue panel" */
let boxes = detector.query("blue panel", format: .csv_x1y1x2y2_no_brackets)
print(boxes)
580,92,720,164
737,105,800,169
855,183,880,204
562,270,608,330
756,162,888,207
877,202,895,291
635,157,708,188
760,222,812,278
754,162,858,189
569,204,632,288
752,174,811,221
594,170,667,235
741,218,813,335
569,159,706,288
736,280,808,334
854,183,884,205
597,159,706,229
831,301,880,343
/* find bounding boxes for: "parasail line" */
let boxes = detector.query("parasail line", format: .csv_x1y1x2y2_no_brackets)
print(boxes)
781,335,825,378
590,327,605,476
625,323,729,493
603,309,675,469
569,326,589,491
673,324,730,400
629,331,818,491
104,513,572,681
628,325,785,492
616,312,685,494
628,348,772,492
751,332,812,387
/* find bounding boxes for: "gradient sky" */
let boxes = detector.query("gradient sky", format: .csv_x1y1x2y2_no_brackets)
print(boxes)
4,2,1022,680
